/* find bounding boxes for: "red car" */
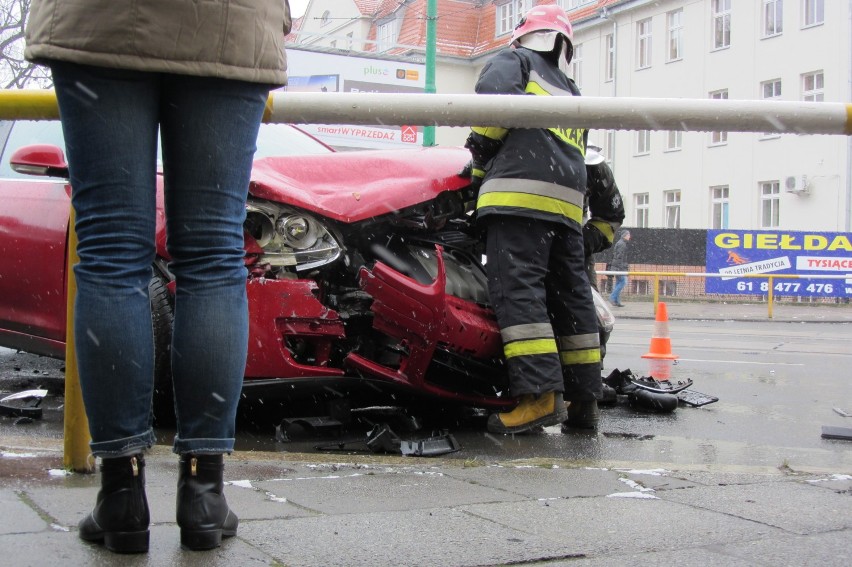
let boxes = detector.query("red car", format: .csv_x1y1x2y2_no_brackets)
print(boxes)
0,119,512,419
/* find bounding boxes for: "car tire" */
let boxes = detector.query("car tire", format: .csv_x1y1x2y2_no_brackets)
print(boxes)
149,269,175,427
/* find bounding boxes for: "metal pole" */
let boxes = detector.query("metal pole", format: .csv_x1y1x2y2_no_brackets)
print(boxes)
63,207,94,473
2,90,851,136
423,0,437,147
767,276,775,319
262,92,852,135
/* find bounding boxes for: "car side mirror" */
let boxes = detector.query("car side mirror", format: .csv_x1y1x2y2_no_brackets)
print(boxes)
10,144,69,179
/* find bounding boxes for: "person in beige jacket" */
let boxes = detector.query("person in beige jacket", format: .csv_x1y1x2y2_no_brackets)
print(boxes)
25,0,291,554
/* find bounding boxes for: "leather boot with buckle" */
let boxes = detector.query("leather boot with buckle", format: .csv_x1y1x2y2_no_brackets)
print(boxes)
78,454,150,554
487,391,568,434
177,454,238,551
561,399,600,431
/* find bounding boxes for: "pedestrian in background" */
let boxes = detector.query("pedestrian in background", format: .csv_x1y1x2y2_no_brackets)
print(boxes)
609,230,632,307
25,0,291,554
463,4,602,434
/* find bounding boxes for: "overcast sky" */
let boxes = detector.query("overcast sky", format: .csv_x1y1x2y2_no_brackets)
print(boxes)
290,0,309,19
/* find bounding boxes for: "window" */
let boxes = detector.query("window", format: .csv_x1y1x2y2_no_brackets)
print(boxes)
665,130,682,151
635,193,649,228
605,130,615,164
636,18,652,69
605,34,615,82
762,79,782,99
346,32,354,51
802,71,824,101
497,0,532,36
709,89,728,145
635,130,650,155
761,79,782,138
803,0,824,27
712,0,731,49
667,9,683,61
570,43,583,87
377,20,398,52
664,190,681,228
711,186,730,229
760,181,780,227
763,0,783,37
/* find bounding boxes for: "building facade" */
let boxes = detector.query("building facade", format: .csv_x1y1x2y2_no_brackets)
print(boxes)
288,0,850,233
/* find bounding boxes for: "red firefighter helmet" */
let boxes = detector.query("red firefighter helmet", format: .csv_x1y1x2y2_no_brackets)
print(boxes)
511,4,574,47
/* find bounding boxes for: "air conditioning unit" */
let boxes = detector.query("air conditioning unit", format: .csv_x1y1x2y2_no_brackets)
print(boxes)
784,175,810,194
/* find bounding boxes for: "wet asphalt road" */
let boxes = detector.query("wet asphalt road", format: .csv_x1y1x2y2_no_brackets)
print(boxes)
2,317,851,473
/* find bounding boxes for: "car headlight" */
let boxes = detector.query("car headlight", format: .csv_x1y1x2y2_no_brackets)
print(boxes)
245,200,341,272
276,215,319,249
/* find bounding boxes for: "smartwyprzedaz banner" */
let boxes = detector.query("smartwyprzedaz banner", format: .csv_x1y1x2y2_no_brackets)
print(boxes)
705,230,852,298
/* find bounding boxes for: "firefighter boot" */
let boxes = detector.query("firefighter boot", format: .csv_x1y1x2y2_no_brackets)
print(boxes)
561,399,600,431
78,454,150,554
177,454,238,550
487,392,568,434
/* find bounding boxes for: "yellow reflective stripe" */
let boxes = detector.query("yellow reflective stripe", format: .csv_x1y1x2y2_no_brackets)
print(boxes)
504,338,558,359
589,219,616,243
560,348,602,366
478,192,584,224
524,81,585,154
482,178,585,207
472,126,509,140
549,126,585,153
525,81,549,97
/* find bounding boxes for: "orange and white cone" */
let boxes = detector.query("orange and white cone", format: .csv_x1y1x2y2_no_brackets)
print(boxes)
642,302,679,360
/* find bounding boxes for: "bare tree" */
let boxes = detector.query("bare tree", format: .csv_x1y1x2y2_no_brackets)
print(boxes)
1,0,51,88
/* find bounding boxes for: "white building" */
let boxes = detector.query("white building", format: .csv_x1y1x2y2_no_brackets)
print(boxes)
289,0,849,232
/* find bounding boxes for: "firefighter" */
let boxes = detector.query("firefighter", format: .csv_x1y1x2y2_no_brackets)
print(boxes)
463,4,602,433
583,144,626,293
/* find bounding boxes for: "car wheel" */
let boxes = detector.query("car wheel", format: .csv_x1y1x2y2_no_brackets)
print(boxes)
149,269,174,426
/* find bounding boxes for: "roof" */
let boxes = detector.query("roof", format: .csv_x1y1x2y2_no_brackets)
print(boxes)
358,0,622,59
286,0,624,59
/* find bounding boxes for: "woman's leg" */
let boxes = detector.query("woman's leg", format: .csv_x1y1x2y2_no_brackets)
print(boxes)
158,74,271,455
51,61,160,457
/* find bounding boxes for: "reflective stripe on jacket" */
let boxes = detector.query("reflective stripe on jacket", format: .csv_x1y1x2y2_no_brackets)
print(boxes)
470,47,587,231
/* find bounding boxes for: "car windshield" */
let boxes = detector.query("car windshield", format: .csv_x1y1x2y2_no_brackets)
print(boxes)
0,120,332,180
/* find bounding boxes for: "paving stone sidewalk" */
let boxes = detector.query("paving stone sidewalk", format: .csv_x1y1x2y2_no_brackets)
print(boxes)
1,441,850,567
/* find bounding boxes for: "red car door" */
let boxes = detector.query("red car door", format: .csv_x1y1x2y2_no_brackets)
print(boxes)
0,121,71,358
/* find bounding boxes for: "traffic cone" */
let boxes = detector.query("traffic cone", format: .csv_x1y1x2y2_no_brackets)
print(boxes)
642,302,679,360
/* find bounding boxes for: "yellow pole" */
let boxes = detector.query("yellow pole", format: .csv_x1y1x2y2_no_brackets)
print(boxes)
0,90,59,120
63,207,93,473
767,276,775,320
653,273,660,316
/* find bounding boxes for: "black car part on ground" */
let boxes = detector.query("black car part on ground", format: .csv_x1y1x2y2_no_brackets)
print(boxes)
0,388,47,419
602,369,719,412
314,423,461,457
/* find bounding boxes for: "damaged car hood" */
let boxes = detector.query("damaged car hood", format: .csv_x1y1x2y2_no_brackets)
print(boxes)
249,147,471,223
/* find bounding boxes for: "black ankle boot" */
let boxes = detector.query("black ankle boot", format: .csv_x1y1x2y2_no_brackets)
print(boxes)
78,454,150,553
177,454,238,550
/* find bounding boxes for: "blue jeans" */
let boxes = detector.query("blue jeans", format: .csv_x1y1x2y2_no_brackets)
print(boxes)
610,275,627,305
51,61,271,457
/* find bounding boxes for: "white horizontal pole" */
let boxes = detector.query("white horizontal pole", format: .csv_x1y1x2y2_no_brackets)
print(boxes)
0,90,849,136
267,92,852,136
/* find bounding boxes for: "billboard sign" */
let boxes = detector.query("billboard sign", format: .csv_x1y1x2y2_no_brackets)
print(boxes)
282,49,426,149
705,230,852,298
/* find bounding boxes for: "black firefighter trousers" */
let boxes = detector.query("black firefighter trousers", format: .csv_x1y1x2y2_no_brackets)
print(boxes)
486,216,602,402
